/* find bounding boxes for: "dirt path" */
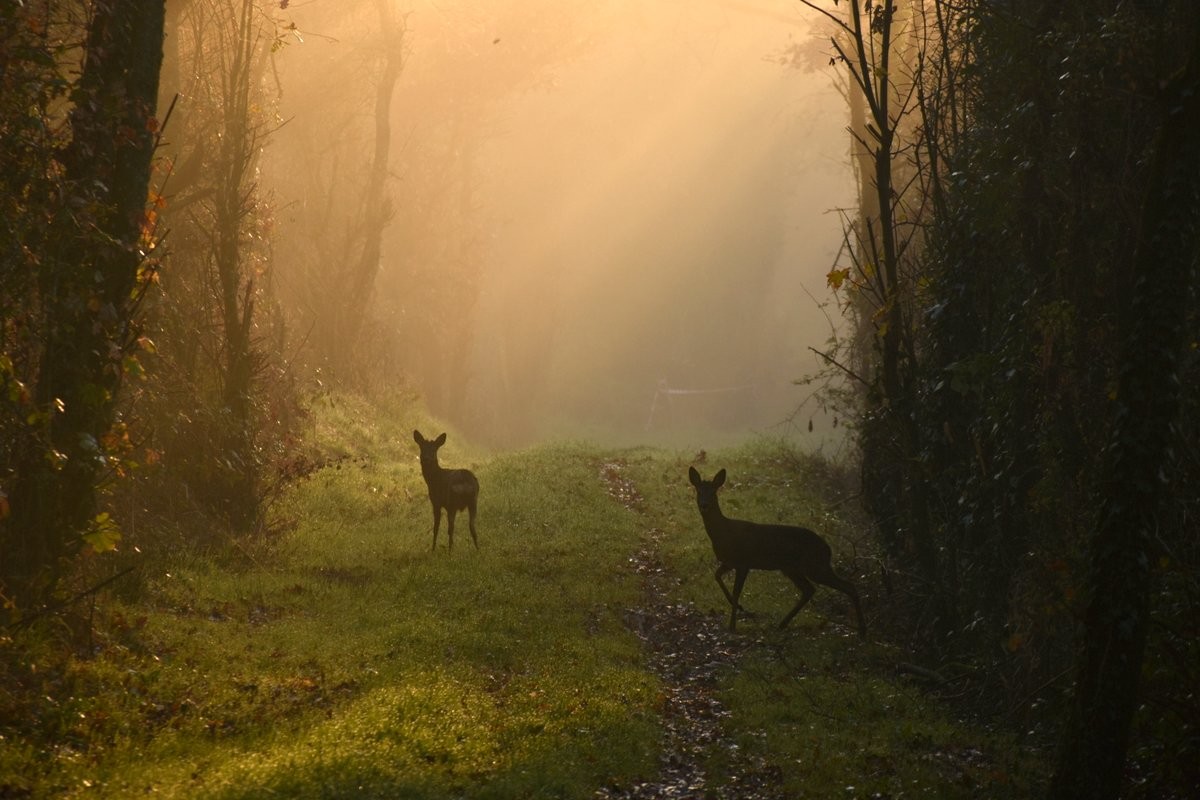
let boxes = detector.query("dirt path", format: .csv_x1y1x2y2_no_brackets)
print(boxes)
595,460,786,800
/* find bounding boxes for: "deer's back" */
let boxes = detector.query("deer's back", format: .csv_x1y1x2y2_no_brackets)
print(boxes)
709,518,831,569
425,468,479,510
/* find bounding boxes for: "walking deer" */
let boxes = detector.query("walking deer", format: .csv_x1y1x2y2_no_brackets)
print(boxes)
688,466,865,636
413,430,479,550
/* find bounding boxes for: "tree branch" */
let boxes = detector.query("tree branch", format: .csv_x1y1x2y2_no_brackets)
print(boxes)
809,345,872,389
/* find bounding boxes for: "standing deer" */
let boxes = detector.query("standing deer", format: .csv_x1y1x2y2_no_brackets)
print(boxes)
413,430,479,550
688,466,865,636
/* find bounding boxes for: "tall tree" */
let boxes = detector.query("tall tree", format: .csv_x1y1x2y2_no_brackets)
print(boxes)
338,0,404,374
209,0,273,528
285,0,405,384
134,0,290,533
1,0,166,610
802,0,947,628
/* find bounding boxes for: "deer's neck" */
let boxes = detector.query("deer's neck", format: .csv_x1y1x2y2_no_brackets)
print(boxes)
700,502,734,542
421,459,445,481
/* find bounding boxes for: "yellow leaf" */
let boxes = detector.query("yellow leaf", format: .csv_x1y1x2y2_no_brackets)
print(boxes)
826,268,851,291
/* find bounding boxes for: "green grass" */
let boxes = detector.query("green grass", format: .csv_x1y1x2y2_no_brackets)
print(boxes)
620,445,1049,798
0,392,1048,798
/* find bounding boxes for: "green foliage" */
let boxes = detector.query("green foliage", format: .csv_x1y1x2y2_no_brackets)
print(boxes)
82,513,122,554
904,3,1199,717
805,0,1200,794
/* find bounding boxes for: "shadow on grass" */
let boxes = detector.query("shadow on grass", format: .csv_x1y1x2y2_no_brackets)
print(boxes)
195,670,657,800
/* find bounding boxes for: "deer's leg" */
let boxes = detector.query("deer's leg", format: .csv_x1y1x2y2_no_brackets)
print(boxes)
780,569,816,629
813,566,866,637
715,563,737,606
431,505,442,550
715,564,751,613
446,508,457,550
729,567,749,632
467,499,479,549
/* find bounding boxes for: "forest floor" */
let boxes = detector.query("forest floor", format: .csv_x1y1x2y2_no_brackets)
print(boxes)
0,392,1050,798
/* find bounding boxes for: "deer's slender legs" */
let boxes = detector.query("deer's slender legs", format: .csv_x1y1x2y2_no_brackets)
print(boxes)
811,567,867,637
446,509,457,550
779,569,816,628
715,564,751,613
715,564,736,606
467,501,479,549
431,507,442,550
729,567,750,631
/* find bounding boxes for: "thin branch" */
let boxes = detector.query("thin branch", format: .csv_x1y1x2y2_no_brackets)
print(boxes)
796,0,855,37
809,345,872,389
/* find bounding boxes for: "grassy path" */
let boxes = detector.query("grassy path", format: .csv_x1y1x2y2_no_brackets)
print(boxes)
596,458,785,800
1,394,1048,798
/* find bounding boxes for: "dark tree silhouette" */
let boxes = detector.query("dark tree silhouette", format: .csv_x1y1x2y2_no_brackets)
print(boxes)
1,0,166,611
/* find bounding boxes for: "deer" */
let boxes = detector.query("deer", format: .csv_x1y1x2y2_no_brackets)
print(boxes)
413,430,479,551
688,466,865,637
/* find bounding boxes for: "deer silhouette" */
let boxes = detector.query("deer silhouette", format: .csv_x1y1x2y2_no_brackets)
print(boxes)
688,466,865,636
413,430,479,550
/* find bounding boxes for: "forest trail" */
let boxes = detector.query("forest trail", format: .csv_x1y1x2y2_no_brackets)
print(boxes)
596,459,786,800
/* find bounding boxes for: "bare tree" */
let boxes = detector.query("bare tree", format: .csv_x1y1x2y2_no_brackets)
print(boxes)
144,0,284,531
801,0,946,622
295,0,405,383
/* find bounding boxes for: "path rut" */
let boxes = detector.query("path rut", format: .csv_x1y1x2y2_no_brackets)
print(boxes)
595,460,786,800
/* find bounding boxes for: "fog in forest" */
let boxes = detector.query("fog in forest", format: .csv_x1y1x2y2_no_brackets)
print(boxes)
266,0,852,448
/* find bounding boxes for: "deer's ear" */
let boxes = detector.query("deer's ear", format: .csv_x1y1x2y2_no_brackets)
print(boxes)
713,469,726,488
413,430,424,444
688,466,701,486
435,432,447,446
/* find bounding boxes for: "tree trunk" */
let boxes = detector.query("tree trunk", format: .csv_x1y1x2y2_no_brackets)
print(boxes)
1,0,165,609
212,0,270,530
335,0,403,382
842,0,943,618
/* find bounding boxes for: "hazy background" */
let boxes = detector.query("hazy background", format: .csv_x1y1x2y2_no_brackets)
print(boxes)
269,0,852,448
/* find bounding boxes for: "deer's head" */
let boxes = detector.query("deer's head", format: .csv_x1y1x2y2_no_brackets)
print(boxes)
688,466,726,513
413,429,447,468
